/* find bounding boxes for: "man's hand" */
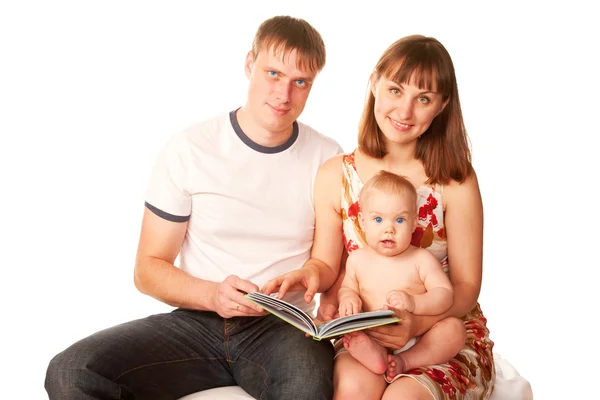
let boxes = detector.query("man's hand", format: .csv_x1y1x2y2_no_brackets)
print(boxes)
365,305,416,350
386,290,415,313
213,275,265,318
261,264,320,304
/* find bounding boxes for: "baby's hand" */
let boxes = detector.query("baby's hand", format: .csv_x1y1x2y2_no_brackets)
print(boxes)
338,297,362,317
386,290,415,313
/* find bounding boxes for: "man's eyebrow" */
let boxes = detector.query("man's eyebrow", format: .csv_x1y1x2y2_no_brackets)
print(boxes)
264,66,314,83
295,75,314,83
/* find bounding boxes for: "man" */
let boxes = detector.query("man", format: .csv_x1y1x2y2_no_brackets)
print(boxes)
45,16,342,399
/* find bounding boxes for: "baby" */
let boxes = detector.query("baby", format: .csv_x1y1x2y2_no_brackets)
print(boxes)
337,170,466,382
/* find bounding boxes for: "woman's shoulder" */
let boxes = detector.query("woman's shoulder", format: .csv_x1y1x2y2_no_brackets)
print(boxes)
317,152,347,177
442,168,482,207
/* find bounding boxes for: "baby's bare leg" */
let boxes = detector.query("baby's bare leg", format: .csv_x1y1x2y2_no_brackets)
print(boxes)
386,317,466,381
343,331,388,374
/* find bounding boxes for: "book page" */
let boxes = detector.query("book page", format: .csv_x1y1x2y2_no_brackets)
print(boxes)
318,316,401,339
245,292,317,334
317,310,399,338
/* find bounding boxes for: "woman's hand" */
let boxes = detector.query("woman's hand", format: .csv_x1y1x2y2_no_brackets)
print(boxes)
365,305,418,350
261,264,320,304
316,303,339,323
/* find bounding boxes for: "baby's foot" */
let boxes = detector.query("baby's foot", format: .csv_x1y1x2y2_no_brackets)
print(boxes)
343,331,387,374
386,353,407,382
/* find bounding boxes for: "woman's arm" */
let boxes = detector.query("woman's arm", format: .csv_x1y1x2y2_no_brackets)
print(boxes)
440,169,484,317
367,170,484,348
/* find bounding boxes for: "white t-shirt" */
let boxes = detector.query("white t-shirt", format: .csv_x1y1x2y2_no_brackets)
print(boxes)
145,110,343,311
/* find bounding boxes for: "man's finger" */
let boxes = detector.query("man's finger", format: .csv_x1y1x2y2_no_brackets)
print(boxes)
233,277,260,294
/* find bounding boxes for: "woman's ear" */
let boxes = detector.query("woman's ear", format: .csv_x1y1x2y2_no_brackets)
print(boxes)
438,97,450,116
369,72,378,97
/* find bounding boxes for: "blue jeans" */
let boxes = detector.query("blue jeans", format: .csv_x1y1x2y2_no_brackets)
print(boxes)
45,309,334,399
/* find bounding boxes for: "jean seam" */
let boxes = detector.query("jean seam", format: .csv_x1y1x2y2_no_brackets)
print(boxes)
111,356,227,382
239,356,269,399
224,319,233,368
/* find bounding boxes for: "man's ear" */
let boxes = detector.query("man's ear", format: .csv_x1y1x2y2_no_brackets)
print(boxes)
245,51,255,79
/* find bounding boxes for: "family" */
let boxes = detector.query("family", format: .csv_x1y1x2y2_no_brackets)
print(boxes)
45,15,496,399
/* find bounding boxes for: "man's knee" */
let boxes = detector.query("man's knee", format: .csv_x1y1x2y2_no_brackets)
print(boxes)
45,349,82,398
45,343,117,399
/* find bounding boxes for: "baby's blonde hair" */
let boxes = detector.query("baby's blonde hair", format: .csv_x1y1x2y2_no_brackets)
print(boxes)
359,170,417,212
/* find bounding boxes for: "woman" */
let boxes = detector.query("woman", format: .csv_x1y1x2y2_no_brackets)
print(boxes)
266,35,495,399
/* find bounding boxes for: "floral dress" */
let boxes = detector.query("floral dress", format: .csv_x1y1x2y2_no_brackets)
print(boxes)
341,151,495,399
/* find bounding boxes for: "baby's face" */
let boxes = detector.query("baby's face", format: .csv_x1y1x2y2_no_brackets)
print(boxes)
359,190,416,257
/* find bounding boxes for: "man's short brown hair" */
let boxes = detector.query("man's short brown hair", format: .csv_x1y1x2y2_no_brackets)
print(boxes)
252,16,326,73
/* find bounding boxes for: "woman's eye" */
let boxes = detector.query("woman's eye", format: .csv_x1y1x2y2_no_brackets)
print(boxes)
396,218,404,224
375,217,382,223
390,88,400,95
417,97,430,104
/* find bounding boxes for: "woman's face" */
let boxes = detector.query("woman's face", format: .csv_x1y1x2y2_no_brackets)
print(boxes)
371,75,448,146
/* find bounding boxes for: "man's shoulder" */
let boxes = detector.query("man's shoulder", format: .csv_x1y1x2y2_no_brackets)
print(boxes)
159,112,232,154
296,121,343,155
178,112,230,139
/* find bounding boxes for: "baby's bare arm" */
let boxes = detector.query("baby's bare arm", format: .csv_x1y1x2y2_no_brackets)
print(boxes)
411,250,454,315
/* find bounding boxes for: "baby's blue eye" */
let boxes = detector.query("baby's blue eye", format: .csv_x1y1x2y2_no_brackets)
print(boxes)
375,217,382,223
268,71,277,77
396,218,404,224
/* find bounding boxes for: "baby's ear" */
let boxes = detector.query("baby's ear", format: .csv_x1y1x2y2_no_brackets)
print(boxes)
358,212,365,230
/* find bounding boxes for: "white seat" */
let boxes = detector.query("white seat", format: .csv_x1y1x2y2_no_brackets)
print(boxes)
178,353,532,399
179,385,253,399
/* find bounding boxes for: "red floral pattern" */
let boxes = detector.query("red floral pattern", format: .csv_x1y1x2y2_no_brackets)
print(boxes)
340,151,495,399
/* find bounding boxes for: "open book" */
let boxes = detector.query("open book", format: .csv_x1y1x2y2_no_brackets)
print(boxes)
245,292,400,341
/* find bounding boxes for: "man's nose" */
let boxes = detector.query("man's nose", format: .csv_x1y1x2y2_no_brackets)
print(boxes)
275,80,292,103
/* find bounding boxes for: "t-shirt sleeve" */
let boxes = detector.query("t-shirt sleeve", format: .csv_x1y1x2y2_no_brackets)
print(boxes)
144,133,191,222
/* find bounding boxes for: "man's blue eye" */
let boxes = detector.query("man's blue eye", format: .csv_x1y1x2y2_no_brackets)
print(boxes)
296,79,305,86
396,218,404,223
268,71,277,77
375,217,382,223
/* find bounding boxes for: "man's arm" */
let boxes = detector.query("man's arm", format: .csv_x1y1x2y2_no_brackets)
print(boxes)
134,207,263,317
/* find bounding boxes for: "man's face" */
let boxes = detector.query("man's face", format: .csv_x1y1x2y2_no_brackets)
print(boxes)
245,47,317,136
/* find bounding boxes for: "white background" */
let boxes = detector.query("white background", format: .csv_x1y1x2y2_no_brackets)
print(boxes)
1,1,598,399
